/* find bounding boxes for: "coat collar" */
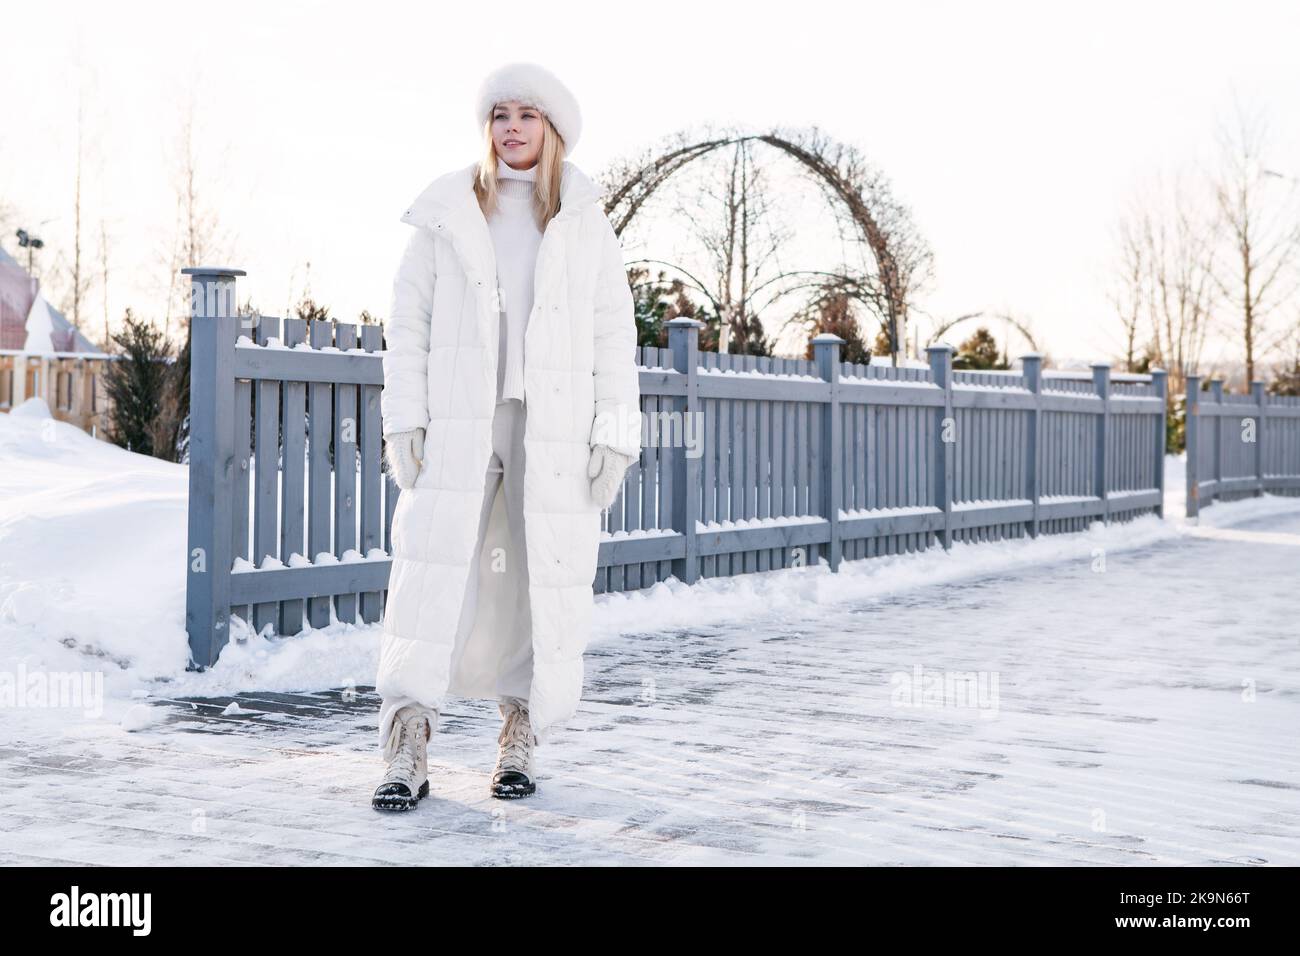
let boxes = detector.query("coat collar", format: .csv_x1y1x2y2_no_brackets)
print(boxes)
399,159,599,231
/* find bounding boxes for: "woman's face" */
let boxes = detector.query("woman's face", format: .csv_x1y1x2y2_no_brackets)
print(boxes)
491,100,545,169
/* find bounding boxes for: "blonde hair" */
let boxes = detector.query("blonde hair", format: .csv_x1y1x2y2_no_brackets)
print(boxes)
474,107,566,230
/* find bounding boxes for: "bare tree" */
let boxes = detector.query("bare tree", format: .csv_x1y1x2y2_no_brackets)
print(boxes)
0,199,17,254
1145,180,1216,399
97,218,111,350
71,96,87,332
1111,168,1218,404
675,139,790,353
1270,323,1300,395
143,96,236,462
602,124,932,361
1210,103,1300,384
762,126,934,361
157,98,229,339
44,95,97,334
1110,209,1148,373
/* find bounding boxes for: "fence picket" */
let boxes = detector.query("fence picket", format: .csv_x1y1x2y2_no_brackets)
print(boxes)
252,315,281,637
306,319,333,629
279,318,308,635
359,323,384,623
231,323,253,630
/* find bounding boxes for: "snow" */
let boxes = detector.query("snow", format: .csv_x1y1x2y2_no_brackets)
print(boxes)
1044,389,1102,400
600,527,676,540
953,382,1031,394
21,297,56,353
840,503,940,519
0,398,378,703
840,376,935,388
120,703,167,732
1109,487,1159,499
1039,493,1098,505
869,355,930,370
2,398,1299,863
697,366,821,382
953,497,1031,511
696,514,823,532
0,398,190,683
593,511,1177,641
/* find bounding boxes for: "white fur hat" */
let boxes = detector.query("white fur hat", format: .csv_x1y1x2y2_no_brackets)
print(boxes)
475,61,582,157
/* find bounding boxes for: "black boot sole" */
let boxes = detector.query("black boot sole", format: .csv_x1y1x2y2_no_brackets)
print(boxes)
490,780,536,799
372,779,430,811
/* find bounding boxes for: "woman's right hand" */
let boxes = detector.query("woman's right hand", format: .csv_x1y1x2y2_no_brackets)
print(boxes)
385,428,425,490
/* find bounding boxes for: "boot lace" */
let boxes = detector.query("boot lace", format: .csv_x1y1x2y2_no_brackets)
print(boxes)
496,702,534,774
383,712,427,782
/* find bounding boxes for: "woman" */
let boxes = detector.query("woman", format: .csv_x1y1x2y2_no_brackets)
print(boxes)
372,62,642,810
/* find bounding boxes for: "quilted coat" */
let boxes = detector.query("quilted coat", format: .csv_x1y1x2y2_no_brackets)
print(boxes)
377,159,642,743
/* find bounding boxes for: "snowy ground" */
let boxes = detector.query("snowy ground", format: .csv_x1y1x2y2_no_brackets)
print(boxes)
1,398,1298,864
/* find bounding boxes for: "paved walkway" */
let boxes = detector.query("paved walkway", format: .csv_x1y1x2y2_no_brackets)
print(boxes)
2,508,1298,865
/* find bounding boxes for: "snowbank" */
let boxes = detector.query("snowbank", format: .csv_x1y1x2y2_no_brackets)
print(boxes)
591,507,1176,644
0,398,189,688
0,400,376,716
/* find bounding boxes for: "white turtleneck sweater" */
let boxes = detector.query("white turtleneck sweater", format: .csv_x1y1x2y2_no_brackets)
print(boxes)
488,156,544,403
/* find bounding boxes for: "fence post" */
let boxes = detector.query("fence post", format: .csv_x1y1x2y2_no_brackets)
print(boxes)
1092,363,1111,524
813,333,844,570
1021,353,1042,537
1250,380,1266,497
1209,379,1224,505
667,318,701,585
927,344,954,550
182,266,245,669
1151,369,1168,519
1185,374,1201,520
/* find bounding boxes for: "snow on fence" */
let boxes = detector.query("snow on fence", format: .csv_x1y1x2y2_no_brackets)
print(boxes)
602,321,1166,593
183,268,1168,668
1184,375,1300,518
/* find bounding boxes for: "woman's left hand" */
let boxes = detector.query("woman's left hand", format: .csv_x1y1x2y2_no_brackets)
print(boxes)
587,444,637,510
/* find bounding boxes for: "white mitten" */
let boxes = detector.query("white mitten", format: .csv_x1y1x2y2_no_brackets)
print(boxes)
385,428,425,490
587,444,637,510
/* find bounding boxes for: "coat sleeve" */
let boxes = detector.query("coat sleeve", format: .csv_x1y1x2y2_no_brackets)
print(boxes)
381,226,437,437
588,214,642,457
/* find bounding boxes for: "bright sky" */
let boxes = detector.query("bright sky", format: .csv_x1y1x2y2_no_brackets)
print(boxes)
3,0,1298,366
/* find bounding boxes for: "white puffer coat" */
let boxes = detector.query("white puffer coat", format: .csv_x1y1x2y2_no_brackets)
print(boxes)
377,159,641,743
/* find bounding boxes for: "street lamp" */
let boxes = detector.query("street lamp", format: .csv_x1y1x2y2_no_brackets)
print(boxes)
15,228,45,273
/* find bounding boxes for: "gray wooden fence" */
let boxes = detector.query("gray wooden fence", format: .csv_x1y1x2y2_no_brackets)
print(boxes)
597,320,1167,592
1184,374,1300,517
184,268,1168,668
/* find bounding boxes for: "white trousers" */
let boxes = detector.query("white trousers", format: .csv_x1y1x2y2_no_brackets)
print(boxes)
377,398,534,752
